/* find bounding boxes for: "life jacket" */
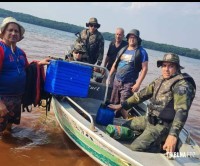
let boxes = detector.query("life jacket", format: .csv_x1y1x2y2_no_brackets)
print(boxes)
148,73,196,120
21,62,52,114
114,45,142,72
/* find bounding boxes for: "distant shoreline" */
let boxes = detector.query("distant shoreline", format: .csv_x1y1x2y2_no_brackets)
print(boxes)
0,8,200,60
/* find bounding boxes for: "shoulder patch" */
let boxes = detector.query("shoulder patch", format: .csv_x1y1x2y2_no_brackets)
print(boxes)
177,86,187,95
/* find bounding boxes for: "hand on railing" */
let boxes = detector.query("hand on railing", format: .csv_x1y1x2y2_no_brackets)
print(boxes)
106,76,111,86
93,67,100,73
100,68,106,75
48,56,64,61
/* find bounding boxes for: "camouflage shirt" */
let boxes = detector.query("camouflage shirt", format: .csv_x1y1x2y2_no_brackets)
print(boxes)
122,73,196,137
75,29,104,65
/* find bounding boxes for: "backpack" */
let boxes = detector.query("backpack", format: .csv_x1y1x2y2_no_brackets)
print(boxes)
115,45,142,72
21,62,52,114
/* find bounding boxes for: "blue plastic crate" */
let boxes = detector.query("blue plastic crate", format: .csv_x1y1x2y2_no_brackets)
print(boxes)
44,60,92,97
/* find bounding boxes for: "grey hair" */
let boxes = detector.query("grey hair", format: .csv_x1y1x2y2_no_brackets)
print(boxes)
116,27,125,35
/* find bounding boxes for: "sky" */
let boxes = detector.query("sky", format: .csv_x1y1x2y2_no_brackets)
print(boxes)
0,2,200,50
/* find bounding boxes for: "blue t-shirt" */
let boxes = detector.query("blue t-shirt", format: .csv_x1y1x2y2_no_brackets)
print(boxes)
0,41,27,95
115,47,148,83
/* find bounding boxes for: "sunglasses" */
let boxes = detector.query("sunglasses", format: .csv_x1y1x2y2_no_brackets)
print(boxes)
74,51,83,55
89,24,97,28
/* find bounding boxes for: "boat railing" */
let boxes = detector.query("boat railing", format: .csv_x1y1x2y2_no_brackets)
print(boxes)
182,127,196,145
65,96,97,131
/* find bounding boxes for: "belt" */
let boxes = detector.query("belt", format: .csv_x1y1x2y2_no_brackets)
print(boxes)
148,114,172,126
157,119,172,126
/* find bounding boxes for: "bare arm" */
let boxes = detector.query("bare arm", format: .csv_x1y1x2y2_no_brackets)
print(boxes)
106,61,117,85
38,57,51,66
109,61,117,77
103,56,109,68
131,61,148,92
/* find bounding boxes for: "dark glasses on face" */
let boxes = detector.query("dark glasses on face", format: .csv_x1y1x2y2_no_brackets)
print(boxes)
89,24,97,28
74,51,83,54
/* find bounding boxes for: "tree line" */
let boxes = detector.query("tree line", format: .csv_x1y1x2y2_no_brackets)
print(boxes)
0,8,200,59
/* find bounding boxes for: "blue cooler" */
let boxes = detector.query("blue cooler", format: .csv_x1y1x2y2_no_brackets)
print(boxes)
44,60,92,97
96,104,115,126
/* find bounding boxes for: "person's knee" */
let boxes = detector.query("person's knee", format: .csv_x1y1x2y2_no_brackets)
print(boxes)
130,141,161,153
130,142,147,152
130,131,162,153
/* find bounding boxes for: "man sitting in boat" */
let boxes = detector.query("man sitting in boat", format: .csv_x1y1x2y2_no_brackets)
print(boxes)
108,53,196,153
65,43,86,62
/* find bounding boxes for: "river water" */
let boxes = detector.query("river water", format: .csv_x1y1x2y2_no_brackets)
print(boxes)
0,18,199,166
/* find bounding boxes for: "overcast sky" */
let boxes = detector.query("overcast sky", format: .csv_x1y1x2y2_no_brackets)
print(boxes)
0,2,200,50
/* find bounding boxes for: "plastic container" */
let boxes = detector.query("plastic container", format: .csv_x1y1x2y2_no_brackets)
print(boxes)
96,104,115,126
44,60,92,97
105,125,135,141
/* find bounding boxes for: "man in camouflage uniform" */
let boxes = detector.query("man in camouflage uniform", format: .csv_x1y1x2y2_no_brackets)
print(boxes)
108,53,196,153
65,43,86,62
75,17,104,67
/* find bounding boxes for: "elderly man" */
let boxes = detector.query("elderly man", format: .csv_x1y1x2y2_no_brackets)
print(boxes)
104,27,128,71
108,53,196,153
102,27,128,85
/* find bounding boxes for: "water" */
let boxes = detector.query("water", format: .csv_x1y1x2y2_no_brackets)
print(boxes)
0,18,199,165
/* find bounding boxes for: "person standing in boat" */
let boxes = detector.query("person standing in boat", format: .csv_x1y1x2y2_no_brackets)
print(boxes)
108,53,196,153
103,27,128,86
65,43,86,62
0,17,51,135
108,29,148,119
74,17,104,71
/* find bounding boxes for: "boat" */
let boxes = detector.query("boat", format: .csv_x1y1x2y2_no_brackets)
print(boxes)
50,61,200,166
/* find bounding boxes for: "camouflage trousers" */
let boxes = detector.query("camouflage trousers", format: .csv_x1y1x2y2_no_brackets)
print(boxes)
122,116,170,153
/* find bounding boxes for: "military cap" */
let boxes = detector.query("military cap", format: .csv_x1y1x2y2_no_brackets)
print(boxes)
73,44,86,53
86,17,100,28
157,53,184,69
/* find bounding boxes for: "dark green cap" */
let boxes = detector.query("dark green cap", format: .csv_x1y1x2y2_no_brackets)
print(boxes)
86,17,100,28
73,44,86,53
157,53,184,69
